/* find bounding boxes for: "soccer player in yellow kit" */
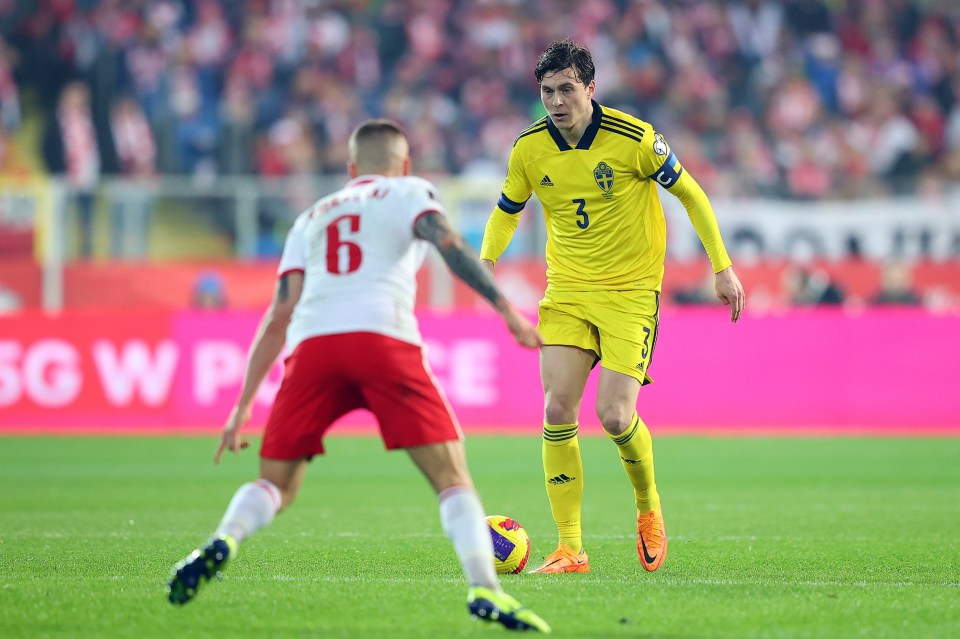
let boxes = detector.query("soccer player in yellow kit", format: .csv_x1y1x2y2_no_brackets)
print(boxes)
480,40,745,574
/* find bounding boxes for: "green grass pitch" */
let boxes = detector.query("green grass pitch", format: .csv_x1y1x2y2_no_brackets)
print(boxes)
0,434,958,638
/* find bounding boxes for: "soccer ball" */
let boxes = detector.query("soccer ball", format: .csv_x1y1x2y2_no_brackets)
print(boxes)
486,515,531,574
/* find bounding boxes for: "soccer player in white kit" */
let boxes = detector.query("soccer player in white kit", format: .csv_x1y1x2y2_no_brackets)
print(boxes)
166,120,551,633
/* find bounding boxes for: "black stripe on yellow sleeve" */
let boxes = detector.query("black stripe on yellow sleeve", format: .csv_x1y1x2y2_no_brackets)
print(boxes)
518,117,548,135
599,125,643,145
515,125,548,144
601,114,646,137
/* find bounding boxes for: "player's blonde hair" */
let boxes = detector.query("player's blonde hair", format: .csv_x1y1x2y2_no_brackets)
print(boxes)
348,119,409,174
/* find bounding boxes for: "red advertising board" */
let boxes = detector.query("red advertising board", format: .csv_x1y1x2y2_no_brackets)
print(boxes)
3,259,959,311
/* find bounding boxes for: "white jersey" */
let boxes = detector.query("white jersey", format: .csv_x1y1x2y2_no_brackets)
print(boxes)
278,174,444,349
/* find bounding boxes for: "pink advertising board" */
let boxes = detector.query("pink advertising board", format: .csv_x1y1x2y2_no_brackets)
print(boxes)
0,308,957,434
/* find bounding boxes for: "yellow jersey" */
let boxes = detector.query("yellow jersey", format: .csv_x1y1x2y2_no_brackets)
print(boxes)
480,101,730,293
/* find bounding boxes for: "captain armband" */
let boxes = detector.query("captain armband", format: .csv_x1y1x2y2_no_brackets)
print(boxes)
647,152,684,189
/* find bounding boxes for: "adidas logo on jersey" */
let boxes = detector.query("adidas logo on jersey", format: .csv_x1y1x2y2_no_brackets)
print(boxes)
540,175,554,186
548,473,576,485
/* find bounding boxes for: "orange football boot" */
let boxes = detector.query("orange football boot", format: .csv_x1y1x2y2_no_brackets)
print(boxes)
529,544,590,574
637,507,667,571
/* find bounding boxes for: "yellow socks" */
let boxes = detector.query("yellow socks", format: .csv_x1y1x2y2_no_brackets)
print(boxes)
609,413,661,513
542,415,658,550
542,422,584,552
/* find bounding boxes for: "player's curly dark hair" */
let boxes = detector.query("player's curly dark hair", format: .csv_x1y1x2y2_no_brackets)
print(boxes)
534,39,595,86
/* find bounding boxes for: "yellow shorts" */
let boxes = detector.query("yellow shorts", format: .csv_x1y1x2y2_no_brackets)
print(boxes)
538,289,660,385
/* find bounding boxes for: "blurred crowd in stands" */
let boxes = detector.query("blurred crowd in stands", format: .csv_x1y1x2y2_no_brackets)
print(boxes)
1,0,959,202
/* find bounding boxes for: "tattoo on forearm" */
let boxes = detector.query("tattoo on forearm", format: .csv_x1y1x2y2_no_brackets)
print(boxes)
276,274,290,303
415,212,504,308
440,245,504,307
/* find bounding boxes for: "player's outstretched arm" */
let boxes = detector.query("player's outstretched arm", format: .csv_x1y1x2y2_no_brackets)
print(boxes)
663,170,743,322
415,212,542,349
715,265,745,323
215,272,304,463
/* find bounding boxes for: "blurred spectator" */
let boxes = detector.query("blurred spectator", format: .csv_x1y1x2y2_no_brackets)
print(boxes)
718,109,779,196
768,75,823,136
161,49,220,177
0,35,20,131
727,0,783,68
909,94,947,159
191,270,227,310
108,94,157,258
185,0,232,71
783,266,845,306
872,260,922,306
42,81,101,258
784,136,833,199
217,74,256,175
672,265,721,306
3,0,958,200
0,119,28,176
846,84,922,194
121,21,168,123
783,0,833,39
228,15,281,126
253,108,319,184
802,33,842,112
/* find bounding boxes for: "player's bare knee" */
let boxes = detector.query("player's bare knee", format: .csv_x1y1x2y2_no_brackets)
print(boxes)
544,395,580,425
597,407,633,436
